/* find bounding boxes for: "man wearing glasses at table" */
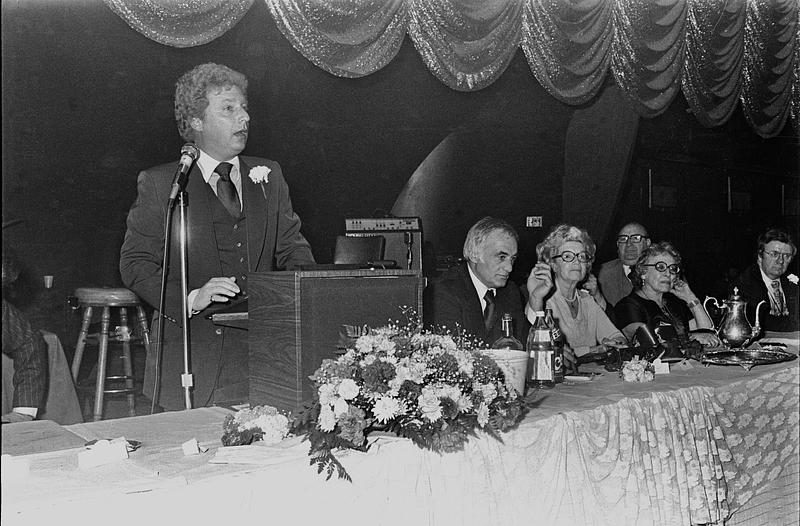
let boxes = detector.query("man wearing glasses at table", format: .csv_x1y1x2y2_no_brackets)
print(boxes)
598,222,651,308
732,227,798,333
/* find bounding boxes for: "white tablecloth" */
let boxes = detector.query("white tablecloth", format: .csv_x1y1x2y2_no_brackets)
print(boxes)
2,341,797,526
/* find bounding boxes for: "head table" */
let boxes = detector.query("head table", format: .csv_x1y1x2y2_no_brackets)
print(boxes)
2,334,798,526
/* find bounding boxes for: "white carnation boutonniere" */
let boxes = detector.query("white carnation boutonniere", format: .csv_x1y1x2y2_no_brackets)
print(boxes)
248,166,271,184
788,274,798,285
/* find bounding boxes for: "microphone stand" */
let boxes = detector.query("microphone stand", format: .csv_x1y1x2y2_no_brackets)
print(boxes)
151,145,198,414
177,191,193,409
153,190,193,412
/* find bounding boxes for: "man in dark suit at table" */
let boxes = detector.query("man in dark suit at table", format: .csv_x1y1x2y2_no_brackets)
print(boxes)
424,217,536,346
731,227,798,333
597,222,651,308
120,63,315,411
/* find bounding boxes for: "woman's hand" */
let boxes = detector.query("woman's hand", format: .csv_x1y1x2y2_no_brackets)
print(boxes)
582,273,607,309
601,335,628,348
671,278,697,303
690,331,721,348
674,278,715,330
526,262,553,309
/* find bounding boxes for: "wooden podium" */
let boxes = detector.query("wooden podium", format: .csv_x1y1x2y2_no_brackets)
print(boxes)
248,269,424,412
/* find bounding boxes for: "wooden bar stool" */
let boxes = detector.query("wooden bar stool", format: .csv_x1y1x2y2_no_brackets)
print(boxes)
70,288,151,421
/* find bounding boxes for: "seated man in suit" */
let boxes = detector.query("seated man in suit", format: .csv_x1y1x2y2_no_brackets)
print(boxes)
2,299,48,423
424,217,537,347
732,227,798,333
598,222,651,308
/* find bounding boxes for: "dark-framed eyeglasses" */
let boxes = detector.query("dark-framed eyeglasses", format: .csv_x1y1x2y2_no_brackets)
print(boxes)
643,261,680,275
554,250,593,263
762,250,793,262
617,234,647,244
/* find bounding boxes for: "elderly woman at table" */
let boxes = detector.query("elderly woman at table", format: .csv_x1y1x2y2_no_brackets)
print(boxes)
613,242,720,348
527,224,626,366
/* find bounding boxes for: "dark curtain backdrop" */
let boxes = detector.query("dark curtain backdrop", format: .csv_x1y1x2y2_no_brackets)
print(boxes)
1,0,797,344
2,1,631,293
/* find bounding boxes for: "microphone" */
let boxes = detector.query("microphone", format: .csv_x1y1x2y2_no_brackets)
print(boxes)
167,143,200,202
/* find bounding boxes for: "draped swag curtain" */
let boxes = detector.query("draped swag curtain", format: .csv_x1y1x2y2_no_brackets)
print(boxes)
103,0,799,138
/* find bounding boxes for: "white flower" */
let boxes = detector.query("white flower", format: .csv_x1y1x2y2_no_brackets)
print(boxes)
373,396,401,423
249,165,271,184
479,382,498,402
338,378,359,400
318,405,336,432
333,397,350,416
621,358,655,382
788,274,798,285
418,392,443,422
253,413,290,445
318,383,337,406
457,394,473,412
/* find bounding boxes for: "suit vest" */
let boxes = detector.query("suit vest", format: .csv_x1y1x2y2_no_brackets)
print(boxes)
208,187,250,294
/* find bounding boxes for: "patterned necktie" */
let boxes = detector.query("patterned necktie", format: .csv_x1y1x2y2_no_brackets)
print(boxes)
483,289,495,331
771,280,786,315
215,162,241,218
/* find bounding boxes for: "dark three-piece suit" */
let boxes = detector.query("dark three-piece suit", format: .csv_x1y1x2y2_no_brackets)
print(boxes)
120,156,314,410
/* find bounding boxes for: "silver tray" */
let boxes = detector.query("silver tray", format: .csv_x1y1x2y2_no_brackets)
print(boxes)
701,347,797,371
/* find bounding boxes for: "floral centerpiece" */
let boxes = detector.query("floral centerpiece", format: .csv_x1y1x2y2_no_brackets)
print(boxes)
620,356,655,383
291,313,527,480
221,404,290,446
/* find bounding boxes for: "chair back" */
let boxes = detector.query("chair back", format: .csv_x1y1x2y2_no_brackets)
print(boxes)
333,235,385,265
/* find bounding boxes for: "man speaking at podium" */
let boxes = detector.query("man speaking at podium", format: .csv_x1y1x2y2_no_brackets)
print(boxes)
120,63,314,411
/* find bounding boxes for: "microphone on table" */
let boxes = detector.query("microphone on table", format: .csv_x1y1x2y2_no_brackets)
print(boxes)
167,143,200,203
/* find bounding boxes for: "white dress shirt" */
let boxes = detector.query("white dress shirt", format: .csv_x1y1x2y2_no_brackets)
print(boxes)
196,150,243,210
466,264,494,312
187,150,243,314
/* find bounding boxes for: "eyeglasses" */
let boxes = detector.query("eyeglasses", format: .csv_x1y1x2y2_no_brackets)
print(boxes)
617,234,647,244
554,251,593,263
643,261,681,275
763,250,793,261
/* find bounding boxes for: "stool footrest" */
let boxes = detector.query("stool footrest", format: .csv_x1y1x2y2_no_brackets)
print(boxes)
102,387,136,395
105,375,134,381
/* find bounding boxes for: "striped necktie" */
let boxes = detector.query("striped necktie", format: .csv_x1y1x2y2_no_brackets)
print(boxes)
771,280,787,315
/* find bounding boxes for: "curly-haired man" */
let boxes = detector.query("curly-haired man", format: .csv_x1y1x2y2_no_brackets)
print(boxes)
121,63,315,410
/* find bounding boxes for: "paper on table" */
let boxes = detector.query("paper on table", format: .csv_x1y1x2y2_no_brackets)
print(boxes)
209,436,308,466
1,420,86,456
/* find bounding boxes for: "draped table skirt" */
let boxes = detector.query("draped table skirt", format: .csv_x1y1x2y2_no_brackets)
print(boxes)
2,335,797,526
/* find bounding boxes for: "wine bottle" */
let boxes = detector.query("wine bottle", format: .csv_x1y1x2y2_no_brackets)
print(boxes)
491,313,523,350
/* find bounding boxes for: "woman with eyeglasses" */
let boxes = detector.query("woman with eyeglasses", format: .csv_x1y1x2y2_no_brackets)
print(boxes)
614,242,720,348
527,224,626,369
